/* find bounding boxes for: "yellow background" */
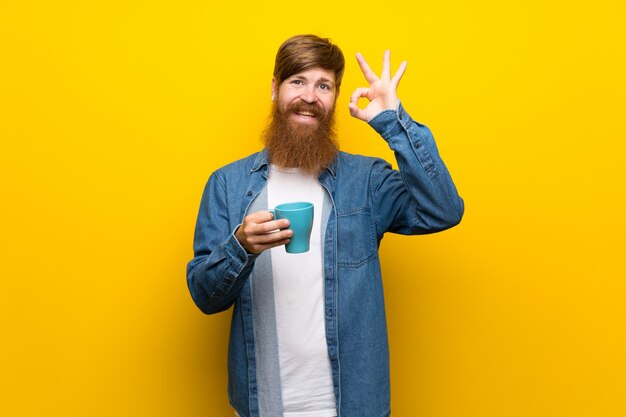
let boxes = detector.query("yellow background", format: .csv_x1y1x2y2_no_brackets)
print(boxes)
2,1,625,416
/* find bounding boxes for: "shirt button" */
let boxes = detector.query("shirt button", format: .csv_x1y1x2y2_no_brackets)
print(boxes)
414,140,421,148
327,308,333,316
247,191,253,196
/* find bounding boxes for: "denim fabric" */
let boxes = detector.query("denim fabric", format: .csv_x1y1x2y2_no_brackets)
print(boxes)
187,103,464,417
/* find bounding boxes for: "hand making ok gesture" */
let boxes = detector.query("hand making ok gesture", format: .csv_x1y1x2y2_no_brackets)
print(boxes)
348,50,407,122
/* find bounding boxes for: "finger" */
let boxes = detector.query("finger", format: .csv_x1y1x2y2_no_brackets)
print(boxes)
244,211,288,228
252,237,292,253
253,218,290,234
349,87,370,106
391,60,407,88
348,101,366,121
355,52,378,84
245,210,274,223
381,50,391,80
250,228,293,245
264,238,292,250
246,231,292,255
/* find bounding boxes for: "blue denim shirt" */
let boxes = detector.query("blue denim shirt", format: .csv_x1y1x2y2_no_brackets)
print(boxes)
187,103,464,417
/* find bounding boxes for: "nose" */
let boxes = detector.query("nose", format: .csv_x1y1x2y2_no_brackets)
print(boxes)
300,86,318,104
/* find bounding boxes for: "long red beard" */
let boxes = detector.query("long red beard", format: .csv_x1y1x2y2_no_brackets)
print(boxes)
263,101,338,175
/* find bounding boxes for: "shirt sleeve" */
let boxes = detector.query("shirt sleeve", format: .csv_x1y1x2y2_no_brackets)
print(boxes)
186,171,259,314
367,102,464,237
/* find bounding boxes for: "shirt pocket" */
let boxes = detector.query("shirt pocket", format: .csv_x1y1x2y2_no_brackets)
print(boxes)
336,207,377,268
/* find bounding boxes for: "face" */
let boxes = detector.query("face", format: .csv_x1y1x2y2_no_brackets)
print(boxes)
264,66,339,174
272,66,337,126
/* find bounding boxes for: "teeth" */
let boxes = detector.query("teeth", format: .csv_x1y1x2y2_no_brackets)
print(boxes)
297,112,315,116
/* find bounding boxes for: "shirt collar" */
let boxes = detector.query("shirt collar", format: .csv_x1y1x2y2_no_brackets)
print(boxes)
251,149,338,179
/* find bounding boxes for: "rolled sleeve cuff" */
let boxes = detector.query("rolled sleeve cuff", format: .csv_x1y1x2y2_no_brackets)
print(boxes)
368,102,414,140
224,226,259,273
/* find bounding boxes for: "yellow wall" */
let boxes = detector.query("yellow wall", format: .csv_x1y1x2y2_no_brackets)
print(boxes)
2,1,625,416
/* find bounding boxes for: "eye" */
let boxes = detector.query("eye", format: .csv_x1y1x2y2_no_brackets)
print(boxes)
318,83,333,92
291,79,303,86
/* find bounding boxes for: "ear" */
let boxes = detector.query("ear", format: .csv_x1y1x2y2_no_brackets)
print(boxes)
271,78,277,101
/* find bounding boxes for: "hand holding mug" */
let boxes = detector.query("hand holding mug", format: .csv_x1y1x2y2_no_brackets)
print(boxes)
235,211,292,254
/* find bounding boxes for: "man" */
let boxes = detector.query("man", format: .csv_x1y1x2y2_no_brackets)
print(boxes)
187,34,464,417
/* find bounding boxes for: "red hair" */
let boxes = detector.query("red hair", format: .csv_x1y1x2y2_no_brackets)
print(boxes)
273,34,345,92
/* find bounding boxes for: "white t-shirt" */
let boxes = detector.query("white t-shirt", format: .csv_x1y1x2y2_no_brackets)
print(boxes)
267,165,337,417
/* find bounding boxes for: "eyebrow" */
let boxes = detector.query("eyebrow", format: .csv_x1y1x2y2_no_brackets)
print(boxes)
291,75,335,86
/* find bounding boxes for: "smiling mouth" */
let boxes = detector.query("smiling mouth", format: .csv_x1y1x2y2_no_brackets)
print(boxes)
291,111,320,124
287,102,323,122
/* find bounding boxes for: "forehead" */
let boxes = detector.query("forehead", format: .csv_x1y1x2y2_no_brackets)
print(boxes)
286,66,336,83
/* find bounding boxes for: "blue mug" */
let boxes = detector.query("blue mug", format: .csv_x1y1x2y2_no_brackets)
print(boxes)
270,202,314,254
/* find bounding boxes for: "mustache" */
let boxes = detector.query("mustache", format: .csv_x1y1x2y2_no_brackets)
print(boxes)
286,101,325,119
